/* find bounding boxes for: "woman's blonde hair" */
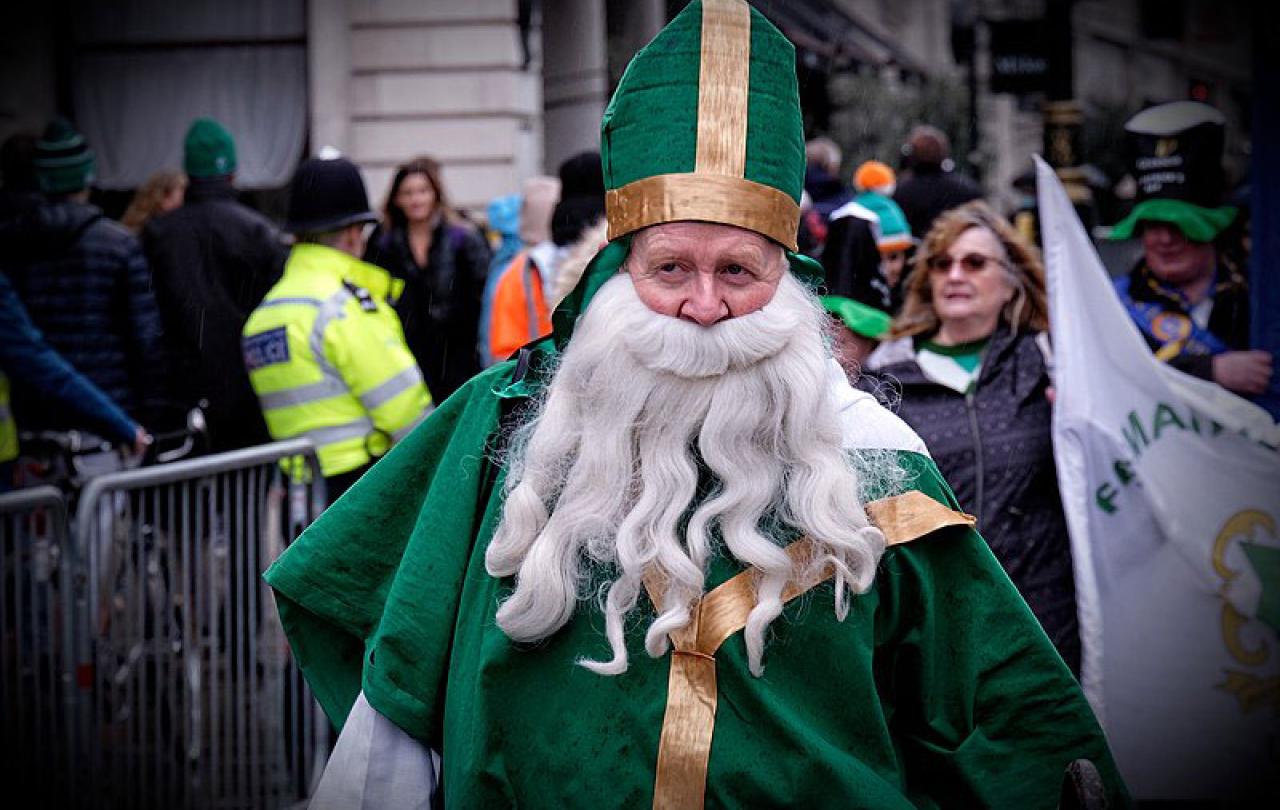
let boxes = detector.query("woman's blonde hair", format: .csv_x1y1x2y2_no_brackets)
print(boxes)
121,170,186,233
890,199,1049,339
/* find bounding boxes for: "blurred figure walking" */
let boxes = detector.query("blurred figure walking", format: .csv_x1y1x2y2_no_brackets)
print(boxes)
893,125,982,240
365,157,491,402
487,152,604,362
1,274,148,490
143,118,287,450
243,156,431,504
2,118,167,434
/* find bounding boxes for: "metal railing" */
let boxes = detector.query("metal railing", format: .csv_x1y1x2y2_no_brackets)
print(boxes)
0,485,74,800
1,439,330,809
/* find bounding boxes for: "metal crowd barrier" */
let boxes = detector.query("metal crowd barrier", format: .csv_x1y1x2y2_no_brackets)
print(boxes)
1,439,330,809
0,484,73,798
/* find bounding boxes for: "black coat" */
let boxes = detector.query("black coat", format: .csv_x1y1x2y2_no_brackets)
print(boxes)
870,326,1080,673
365,219,491,402
2,200,167,430
892,168,983,240
143,177,287,449
820,208,893,312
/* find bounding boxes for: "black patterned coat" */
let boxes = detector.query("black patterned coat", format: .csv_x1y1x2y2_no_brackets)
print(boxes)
868,325,1081,673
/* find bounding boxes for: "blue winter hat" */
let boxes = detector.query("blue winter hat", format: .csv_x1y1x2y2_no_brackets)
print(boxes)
487,193,521,237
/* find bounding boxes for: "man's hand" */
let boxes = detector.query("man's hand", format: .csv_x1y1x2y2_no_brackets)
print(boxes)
1211,350,1274,396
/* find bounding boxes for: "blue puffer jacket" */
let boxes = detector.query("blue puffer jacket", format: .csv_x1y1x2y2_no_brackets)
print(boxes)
2,200,167,429
0,273,138,445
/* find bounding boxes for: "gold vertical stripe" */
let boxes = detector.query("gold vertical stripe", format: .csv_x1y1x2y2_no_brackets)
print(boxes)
695,0,751,177
646,491,975,809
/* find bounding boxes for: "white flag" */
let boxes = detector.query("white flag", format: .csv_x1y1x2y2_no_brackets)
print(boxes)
1036,156,1280,800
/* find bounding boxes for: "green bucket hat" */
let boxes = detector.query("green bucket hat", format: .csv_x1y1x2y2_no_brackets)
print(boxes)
1108,198,1237,243
549,1,819,349
821,295,892,340
184,117,237,178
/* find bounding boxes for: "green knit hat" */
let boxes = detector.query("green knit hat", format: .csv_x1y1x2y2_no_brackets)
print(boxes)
602,0,805,253
821,295,891,340
184,117,237,178
853,191,914,253
545,0,820,354
34,118,95,194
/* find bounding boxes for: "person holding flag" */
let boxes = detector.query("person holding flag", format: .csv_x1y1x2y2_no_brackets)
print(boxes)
1108,101,1272,397
1040,154,1280,802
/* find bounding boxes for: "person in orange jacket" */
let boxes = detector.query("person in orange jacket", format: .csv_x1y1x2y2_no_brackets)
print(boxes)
488,153,604,362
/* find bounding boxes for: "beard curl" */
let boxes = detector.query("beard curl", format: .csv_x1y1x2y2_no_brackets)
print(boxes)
486,271,886,677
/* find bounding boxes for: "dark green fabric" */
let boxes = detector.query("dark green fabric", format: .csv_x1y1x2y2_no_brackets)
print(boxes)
821,295,891,339
1108,198,1237,243
599,1,803,205
265,363,1129,808
599,3,700,190
921,338,988,373
183,117,237,178
743,6,805,203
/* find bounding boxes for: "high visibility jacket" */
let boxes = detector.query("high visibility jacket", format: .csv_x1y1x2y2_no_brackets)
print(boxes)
488,251,552,363
242,244,432,478
0,375,15,463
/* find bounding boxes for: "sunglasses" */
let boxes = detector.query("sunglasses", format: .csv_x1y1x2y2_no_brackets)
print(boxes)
926,253,1004,273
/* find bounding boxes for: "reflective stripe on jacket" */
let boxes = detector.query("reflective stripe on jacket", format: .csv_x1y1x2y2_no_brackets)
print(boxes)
488,251,552,363
243,244,432,477
0,375,15,463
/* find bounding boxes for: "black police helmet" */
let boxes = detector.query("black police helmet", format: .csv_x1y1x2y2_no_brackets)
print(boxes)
286,156,378,234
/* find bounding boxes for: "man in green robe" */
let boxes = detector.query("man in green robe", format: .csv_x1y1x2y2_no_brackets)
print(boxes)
265,2,1128,807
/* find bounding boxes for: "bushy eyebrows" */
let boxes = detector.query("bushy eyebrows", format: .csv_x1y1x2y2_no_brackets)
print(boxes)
637,240,771,268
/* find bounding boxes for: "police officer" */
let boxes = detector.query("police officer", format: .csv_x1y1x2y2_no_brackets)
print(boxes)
243,155,432,503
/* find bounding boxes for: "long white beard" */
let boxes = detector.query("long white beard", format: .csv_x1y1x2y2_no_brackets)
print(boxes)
485,272,886,676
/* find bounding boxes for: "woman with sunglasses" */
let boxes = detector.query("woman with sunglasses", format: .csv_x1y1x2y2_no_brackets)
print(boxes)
867,200,1080,674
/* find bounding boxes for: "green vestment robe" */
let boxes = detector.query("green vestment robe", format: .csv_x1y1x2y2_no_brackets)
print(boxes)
264,355,1129,808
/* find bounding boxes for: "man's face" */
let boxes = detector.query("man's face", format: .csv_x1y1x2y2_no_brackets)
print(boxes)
1142,221,1215,288
627,222,785,326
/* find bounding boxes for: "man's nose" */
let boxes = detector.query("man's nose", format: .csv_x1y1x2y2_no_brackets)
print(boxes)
679,276,730,326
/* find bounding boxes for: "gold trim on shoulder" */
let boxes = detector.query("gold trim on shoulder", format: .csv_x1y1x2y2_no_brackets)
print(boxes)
868,490,976,546
606,173,800,252
696,0,751,177
645,492,973,810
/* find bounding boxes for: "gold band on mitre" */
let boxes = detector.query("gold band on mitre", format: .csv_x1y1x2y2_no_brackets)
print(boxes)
604,0,801,253
605,173,802,252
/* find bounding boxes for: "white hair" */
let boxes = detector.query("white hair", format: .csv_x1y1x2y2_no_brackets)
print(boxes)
485,271,886,676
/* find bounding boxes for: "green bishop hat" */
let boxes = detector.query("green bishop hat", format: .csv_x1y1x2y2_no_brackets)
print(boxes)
546,0,819,357
602,0,805,252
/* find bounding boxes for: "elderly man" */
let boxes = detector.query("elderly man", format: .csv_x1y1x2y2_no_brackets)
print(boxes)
266,2,1125,807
